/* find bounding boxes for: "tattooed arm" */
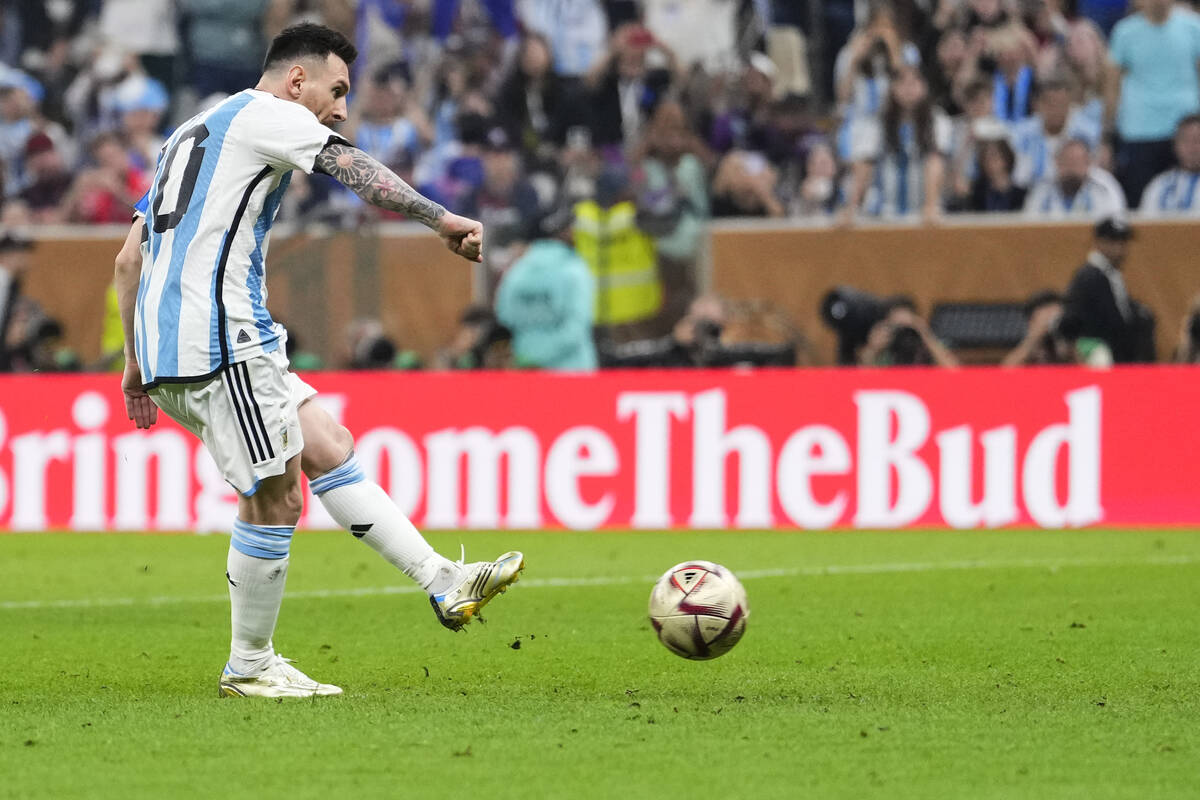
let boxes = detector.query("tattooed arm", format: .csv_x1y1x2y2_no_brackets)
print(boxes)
313,142,483,262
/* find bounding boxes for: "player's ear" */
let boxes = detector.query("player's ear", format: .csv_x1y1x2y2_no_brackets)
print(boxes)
286,64,307,98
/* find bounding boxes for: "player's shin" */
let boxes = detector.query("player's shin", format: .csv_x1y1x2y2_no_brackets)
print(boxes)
310,452,459,593
226,520,293,675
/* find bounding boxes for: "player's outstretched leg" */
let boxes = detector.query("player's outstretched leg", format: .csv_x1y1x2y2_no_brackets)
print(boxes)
308,451,524,630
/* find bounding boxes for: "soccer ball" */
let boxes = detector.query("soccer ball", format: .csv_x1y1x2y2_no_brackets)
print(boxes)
648,560,749,660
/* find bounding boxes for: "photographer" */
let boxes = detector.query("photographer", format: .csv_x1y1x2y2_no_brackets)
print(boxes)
857,297,960,367
601,295,797,368
1001,290,1113,367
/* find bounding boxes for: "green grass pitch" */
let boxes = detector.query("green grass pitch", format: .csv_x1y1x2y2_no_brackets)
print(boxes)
1,529,1198,799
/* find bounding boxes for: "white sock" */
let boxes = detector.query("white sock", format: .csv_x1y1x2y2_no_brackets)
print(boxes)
226,522,292,674
312,453,459,593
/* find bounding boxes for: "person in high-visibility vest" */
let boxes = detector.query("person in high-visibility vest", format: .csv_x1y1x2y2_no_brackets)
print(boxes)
572,167,661,327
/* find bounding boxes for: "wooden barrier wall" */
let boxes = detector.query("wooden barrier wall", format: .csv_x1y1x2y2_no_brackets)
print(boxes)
18,219,1200,368
710,218,1200,363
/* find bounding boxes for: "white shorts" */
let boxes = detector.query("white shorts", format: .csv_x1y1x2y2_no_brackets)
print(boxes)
149,349,316,496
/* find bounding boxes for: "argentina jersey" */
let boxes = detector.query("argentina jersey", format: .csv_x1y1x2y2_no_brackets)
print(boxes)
1023,168,1127,220
133,89,346,387
1140,169,1200,217
851,112,952,218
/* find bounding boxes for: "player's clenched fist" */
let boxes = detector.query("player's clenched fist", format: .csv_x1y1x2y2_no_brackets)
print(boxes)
436,212,484,263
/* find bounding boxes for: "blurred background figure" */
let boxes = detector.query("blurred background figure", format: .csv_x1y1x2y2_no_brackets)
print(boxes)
1140,115,1200,218
845,64,950,223
857,297,960,367
1001,289,1112,367
1063,217,1156,364
1106,0,1200,208
1023,137,1125,220
494,202,596,371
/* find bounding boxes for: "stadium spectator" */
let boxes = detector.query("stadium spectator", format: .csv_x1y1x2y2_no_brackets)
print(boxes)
1011,79,1102,189
711,149,785,218
833,3,910,163
17,132,71,223
461,126,542,286
1023,137,1125,219
112,75,169,173
946,78,1001,204
706,53,780,155
794,140,841,216
931,28,969,115
1140,115,1200,217
642,0,739,72
517,0,609,80
964,136,1026,212
62,131,151,224
96,0,180,96
179,0,273,97
494,33,586,166
1106,0,1200,207
494,204,597,371
982,24,1039,124
633,100,711,327
857,297,960,367
845,64,950,222
0,69,55,197
573,164,662,333
584,23,678,150
1063,217,1156,364
1049,20,1109,136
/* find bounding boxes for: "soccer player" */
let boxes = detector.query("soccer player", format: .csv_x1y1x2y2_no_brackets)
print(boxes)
112,23,524,699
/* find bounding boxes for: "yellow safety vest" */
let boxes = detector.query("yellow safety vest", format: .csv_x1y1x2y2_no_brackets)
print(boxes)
572,200,661,326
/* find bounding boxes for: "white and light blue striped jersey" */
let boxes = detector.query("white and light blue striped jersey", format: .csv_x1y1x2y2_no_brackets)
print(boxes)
1011,110,1103,188
133,89,345,386
851,111,952,219
1023,167,1127,220
1139,168,1200,217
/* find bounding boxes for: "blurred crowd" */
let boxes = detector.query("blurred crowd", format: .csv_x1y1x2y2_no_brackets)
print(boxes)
1,0,1199,373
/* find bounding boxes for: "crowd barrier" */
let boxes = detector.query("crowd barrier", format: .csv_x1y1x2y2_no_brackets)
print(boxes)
1,367,1196,532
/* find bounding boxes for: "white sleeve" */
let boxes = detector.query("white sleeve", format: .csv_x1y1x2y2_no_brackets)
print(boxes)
849,116,882,162
1093,168,1128,214
243,97,349,174
932,112,953,157
1139,174,1165,217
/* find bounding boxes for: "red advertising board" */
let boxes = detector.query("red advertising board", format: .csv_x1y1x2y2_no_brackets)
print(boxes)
0,367,1197,531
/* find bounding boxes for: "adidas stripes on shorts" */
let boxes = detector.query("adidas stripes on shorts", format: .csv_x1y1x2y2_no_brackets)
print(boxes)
149,348,315,496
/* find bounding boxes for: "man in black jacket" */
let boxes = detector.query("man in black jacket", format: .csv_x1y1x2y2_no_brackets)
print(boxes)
1063,217,1156,363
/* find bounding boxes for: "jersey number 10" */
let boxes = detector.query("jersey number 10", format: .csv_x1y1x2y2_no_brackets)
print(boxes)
152,124,210,234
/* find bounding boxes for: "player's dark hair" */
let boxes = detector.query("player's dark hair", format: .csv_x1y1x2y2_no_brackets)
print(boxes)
263,22,357,73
